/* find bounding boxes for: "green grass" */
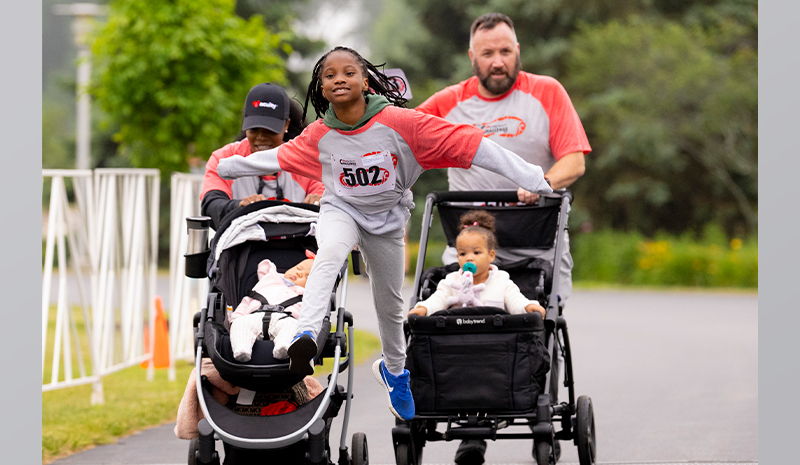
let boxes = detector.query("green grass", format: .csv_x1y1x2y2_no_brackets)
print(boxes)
42,361,194,463
42,329,381,464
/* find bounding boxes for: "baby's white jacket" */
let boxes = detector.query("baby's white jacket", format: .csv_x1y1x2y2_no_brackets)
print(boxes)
417,265,539,315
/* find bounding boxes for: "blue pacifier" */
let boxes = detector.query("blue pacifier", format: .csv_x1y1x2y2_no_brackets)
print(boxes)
462,262,477,274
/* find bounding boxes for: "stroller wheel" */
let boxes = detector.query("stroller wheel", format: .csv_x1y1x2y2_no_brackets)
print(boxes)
576,396,596,465
188,438,199,465
395,443,410,465
534,440,556,465
351,432,369,465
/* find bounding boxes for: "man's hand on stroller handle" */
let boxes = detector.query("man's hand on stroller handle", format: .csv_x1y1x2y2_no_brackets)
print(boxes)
516,151,586,203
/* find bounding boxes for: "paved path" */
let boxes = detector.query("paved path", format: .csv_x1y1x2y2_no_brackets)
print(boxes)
51,280,757,465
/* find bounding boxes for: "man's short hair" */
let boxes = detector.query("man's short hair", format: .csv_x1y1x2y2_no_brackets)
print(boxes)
469,13,517,50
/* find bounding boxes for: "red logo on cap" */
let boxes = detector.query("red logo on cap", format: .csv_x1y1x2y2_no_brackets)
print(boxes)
253,100,260,107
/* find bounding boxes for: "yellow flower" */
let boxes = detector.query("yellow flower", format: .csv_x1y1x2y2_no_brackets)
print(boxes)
730,238,743,250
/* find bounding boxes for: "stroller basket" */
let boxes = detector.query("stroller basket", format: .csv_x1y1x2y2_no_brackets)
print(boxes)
406,307,549,415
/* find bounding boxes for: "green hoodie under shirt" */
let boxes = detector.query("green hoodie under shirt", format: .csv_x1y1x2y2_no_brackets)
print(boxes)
323,94,391,131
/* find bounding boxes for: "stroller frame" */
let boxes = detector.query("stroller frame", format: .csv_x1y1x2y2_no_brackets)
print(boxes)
187,200,368,465
396,190,596,465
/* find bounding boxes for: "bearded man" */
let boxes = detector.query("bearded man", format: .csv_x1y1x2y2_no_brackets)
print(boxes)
415,12,592,465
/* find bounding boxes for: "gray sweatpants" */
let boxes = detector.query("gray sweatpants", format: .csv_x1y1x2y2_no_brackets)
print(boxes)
298,206,408,374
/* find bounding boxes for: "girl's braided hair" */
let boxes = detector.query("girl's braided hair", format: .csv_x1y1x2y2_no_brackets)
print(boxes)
457,210,498,251
303,46,408,121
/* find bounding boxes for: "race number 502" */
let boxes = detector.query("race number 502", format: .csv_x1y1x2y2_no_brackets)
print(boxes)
341,166,383,187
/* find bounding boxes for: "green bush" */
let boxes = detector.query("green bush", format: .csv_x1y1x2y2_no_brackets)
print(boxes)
572,226,757,288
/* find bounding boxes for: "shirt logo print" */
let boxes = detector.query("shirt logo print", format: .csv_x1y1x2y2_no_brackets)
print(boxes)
476,116,526,138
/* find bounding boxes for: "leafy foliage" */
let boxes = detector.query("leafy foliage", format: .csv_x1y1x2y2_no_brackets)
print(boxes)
570,225,757,287
565,14,757,235
91,0,288,173
233,0,328,103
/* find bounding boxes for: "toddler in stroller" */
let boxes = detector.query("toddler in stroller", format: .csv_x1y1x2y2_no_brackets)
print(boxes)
409,210,545,319
182,200,369,465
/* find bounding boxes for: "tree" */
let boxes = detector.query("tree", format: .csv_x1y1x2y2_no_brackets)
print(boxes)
233,0,328,103
91,0,288,173
564,15,757,236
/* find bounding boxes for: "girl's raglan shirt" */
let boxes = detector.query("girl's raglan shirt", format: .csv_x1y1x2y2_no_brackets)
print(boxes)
218,105,550,235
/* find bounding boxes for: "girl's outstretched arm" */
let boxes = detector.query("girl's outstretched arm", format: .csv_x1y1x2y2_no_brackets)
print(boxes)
217,147,281,180
471,138,553,194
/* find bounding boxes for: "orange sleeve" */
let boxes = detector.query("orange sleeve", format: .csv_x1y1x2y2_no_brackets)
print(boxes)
200,143,237,199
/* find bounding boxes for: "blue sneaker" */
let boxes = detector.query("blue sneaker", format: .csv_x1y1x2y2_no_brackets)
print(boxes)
372,359,415,420
287,331,317,376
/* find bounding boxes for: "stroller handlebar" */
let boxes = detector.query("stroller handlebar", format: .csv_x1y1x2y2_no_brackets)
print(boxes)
427,189,572,205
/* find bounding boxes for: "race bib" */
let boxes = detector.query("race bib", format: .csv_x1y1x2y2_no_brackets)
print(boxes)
331,151,397,196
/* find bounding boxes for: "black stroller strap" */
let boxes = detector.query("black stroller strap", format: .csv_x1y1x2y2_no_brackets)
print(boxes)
253,294,303,338
248,291,303,310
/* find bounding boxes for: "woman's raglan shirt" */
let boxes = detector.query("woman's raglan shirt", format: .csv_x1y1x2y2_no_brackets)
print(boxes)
201,139,325,227
217,105,551,235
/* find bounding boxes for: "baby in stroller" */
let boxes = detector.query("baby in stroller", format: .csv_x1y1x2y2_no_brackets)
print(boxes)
229,254,315,362
409,210,545,318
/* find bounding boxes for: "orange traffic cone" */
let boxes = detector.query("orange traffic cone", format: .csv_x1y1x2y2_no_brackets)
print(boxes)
142,296,171,369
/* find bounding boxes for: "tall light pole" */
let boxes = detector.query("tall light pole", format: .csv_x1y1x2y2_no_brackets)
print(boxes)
53,3,107,170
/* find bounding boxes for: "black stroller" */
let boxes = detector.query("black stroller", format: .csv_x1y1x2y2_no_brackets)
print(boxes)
184,200,368,465
394,190,596,465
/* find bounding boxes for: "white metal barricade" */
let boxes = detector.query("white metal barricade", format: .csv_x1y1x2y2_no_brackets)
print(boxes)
42,168,160,404
42,170,99,398
92,169,161,384
168,172,208,381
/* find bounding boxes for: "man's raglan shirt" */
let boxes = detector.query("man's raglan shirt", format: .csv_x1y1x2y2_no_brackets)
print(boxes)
416,72,592,191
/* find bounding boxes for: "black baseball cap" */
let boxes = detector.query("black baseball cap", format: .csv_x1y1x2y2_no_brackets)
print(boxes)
242,83,291,133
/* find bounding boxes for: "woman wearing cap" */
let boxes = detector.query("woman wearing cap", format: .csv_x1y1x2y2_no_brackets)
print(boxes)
200,83,325,229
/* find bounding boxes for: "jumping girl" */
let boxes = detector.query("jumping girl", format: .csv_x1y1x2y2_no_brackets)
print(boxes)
217,46,552,421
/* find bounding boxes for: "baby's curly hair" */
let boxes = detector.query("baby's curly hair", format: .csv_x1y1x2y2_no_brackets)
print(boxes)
457,210,497,250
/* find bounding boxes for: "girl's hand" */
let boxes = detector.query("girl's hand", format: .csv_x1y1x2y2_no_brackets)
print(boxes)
408,306,428,317
239,194,267,206
525,303,546,319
